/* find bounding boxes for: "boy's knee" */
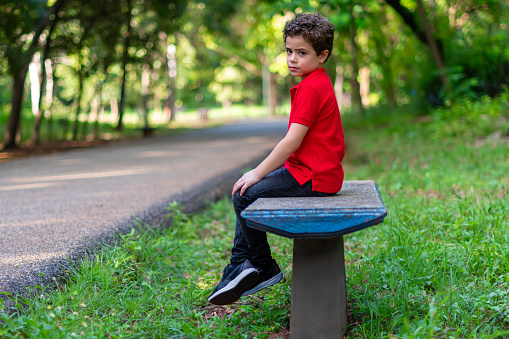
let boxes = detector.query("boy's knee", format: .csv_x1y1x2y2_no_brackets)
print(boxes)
232,191,255,212
232,191,244,210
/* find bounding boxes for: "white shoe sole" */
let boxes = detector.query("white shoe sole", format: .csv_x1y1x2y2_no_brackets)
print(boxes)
241,272,283,297
208,268,258,305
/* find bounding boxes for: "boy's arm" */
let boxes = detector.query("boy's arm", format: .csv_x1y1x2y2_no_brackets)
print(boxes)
233,123,309,196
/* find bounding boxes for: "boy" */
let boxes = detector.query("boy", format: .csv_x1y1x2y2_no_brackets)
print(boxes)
208,13,345,305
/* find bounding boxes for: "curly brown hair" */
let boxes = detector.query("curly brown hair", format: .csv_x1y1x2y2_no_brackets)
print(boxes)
283,13,335,62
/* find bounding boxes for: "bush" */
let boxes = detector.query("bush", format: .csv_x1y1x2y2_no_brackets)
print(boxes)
430,89,509,140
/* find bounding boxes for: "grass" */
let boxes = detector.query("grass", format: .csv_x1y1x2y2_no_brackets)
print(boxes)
340,93,509,337
0,94,508,338
176,103,290,122
0,202,293,338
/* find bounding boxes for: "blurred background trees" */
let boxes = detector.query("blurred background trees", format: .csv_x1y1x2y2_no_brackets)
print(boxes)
1,0,508,149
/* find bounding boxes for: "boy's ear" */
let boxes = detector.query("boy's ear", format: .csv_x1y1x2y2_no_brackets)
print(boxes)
319,50,329,63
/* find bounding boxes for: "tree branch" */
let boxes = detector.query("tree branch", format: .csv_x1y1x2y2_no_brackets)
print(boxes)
384,0,444,62
384,0,428,46
26,0,66,62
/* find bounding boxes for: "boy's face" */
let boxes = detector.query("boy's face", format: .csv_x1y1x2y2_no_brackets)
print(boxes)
286,35,328,79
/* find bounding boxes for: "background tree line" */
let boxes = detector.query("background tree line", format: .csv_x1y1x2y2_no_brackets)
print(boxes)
1,0,507,149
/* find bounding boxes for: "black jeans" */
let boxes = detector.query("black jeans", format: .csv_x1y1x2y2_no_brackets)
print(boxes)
230,167,334,268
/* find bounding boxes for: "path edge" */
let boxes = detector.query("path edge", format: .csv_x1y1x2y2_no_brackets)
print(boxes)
0,156,263,311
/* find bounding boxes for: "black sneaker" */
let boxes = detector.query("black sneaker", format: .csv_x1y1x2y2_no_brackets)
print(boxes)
241,260,283,297
208,259,259,305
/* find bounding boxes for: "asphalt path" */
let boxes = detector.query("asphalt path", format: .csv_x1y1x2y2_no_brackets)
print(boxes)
0,118,287,306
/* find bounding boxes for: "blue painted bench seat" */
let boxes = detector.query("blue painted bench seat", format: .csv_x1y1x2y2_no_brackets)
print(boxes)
242,180,387,238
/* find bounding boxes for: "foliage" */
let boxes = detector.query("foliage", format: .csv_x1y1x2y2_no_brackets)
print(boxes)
1,0,508,147
0,0,52,74
1,97,508,337
430,89,509,140
439,1,509,99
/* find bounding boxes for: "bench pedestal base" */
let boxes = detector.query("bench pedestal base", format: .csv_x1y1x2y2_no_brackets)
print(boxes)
290,237,347,339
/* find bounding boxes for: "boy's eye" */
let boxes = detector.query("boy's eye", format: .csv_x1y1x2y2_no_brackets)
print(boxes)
286,50,292,54
299,51,306,56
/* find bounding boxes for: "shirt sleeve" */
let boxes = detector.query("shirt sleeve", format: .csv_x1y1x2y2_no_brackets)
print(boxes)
291,85,320,127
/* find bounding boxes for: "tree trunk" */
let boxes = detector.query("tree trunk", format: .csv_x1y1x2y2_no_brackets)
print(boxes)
72,0,105,138
270,72,277,115
117,0,132,130
349,5,364,116
222,98,231,116
375,7,397,108
1,0,65,149
385,0,444,63
72,70,84,140
359,67,370,107
164,75,176,122
29,52,41,117
31,13,60,145
117,56,128,130
45,59,56,141
415,0,450,93
386,69,396,108
262,63,271,115
80,102,90,139
335,65,345,112
166,43,177,122
30,53,45,145
141,64,150,131
91,81,103,139
110,98,118,122
2,68,29,149
168,73,177,122
71,1,106,139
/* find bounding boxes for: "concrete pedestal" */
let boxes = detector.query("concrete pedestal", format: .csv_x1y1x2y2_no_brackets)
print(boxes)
290,237,347,339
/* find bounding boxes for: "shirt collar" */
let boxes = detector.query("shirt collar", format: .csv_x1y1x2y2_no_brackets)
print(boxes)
290,68,326,92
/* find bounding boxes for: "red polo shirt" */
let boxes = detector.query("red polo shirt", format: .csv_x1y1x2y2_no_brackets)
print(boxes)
284,68,345,193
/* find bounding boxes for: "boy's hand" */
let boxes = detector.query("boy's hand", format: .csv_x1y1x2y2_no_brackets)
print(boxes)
231,123,309,197
232,169,262,196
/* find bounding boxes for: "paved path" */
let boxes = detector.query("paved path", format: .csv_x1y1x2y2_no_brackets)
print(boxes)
0,118,286,306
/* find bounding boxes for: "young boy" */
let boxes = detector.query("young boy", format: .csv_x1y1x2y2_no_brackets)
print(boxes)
208,13,345,305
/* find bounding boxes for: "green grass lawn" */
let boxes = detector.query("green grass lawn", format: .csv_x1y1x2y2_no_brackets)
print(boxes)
1,95,508,338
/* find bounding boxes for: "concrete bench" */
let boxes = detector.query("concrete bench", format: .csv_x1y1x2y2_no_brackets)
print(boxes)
241,180,387,339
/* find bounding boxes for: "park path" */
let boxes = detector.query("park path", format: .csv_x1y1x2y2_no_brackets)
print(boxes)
0,118,286,305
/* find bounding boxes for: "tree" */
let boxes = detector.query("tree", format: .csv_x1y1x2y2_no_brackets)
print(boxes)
347,3,364,116
384,0,508,100
29,11,62,145
116,0,132,131
415,0,450,93
0,0,65,149
114,0,188,130
205,1,286,114
2,0,506,150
